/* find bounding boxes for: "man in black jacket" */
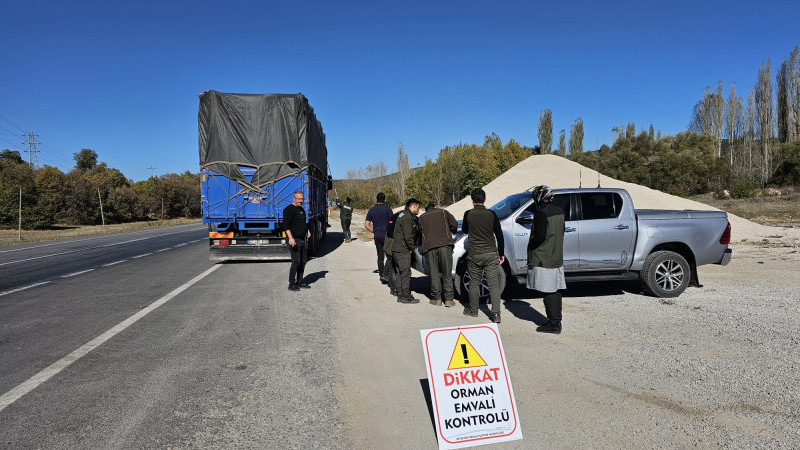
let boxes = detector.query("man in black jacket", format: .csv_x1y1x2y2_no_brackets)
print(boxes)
392,198,421,304
336,196,353,242
461,188,504,323
283,191,312,291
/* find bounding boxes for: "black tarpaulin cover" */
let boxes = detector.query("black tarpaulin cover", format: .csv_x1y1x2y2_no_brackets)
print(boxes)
198,91,327,190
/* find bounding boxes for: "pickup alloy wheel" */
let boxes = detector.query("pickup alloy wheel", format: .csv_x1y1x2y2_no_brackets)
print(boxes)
640,250,690,298
458,262,507,304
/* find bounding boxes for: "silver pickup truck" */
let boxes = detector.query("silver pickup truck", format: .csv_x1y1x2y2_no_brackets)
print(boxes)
415,188,732,299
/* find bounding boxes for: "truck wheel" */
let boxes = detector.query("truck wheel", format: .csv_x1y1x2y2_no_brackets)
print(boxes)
458,260,507,304
640,250,690,298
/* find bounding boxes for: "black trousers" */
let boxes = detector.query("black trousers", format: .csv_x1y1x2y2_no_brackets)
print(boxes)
374,236,386,274
289,239,308,284
543,291,562,324
384,254,396,292
393,250,412,299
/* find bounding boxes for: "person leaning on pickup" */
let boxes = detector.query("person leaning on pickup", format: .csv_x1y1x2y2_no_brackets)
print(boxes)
526,185,566,334
336,196,353,242
391,198,421,304
383,210,402,296
419,202,458,307
461,188,504,323
283,191,312,291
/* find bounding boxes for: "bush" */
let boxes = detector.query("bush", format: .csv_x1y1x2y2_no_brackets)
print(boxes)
729,178,756,199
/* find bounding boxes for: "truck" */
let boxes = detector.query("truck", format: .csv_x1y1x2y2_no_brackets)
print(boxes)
199,91,330,261
415,188,732,298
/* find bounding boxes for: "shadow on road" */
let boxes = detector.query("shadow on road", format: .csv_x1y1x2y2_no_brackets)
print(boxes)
314,232,344,258
419,379,438,440
304,270,329,284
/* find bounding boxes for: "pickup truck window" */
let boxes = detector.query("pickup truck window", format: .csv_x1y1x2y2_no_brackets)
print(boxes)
524,194,572,220
580,192,623,220
490,193,531,220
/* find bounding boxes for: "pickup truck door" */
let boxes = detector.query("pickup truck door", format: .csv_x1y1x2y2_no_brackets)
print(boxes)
577,192,636,271
511,194,579,273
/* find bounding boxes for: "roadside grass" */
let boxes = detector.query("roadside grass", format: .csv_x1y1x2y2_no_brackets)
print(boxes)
0,218,202,247
692,192,800,227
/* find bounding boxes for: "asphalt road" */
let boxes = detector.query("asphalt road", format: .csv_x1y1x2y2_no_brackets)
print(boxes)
0,224,346,449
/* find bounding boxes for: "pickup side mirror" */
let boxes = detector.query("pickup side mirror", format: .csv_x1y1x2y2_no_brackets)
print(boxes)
515,211,534,225
326,175,334,191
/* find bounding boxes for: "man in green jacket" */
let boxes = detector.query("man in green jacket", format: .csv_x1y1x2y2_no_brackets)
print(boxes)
461,188,504,323
391,198,421,304
336,196,353,242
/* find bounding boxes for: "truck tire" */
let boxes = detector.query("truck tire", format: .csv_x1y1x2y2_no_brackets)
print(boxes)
456,259,507,304
640,250,690,298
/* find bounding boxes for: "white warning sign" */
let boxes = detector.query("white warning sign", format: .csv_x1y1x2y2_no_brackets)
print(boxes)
420,324,522,449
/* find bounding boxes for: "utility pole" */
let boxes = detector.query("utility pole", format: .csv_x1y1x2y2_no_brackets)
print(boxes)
98,188,105,228
147,166,157,178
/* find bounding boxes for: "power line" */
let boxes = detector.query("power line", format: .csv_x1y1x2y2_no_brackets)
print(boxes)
0,114,26,133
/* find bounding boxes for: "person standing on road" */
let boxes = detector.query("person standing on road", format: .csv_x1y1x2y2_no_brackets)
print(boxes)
383,210,402,296
419,202,458,307
392,198,421,304
365,192,394,282
336,196,354,242
526,185,566,334
461,188,504,323
283,191,312,291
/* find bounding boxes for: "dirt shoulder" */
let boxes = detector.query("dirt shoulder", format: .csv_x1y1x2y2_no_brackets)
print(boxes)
326,212,799,449
0,218,202,247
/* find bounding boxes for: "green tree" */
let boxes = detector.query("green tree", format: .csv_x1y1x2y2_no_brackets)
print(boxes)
568,118,584,154
556,129,566,156
0,153,36,227
73,148,98,172
538,109,553,154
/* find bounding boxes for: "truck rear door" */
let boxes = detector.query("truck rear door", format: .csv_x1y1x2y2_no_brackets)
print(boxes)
577,191,636,271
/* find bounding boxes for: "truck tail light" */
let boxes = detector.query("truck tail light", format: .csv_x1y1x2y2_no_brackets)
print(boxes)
719,222,731,245
219,239,230,246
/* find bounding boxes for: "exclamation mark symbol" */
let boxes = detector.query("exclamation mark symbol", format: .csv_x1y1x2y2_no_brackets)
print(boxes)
461,344,469,365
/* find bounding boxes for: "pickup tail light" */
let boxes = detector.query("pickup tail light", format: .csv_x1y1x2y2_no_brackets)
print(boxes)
719,222,731,245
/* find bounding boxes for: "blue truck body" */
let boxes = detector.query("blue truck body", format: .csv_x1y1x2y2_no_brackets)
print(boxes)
199,91,329,261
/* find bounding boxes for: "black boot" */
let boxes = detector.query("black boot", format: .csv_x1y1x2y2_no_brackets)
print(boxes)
288,283,300,291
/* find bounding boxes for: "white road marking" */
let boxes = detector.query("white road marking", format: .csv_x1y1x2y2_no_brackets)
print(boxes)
0,281,52,297
0,264,221,413
174,243,186,247
61,269,94,278
155,248,170,252
132,253,153,259
0,224,205,255
102,260,127,267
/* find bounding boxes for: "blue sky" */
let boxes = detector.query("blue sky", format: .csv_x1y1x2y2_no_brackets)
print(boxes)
2,0,798,181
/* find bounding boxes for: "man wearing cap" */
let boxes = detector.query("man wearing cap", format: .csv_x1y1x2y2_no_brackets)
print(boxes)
419,202,458,307
336,196,354,243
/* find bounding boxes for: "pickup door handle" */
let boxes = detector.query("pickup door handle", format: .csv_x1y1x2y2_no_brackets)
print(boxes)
565,227,577,233
614,224,630,230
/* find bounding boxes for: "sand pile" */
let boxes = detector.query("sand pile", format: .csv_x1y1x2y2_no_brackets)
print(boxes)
445,154,799,245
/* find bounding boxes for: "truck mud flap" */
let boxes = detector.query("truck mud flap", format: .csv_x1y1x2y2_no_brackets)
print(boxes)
210,245,290,261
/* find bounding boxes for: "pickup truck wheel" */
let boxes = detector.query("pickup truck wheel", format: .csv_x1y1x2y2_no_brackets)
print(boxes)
458,261,507,304
640,250,690,298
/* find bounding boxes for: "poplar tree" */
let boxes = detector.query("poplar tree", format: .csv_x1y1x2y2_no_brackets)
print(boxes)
568,118,584,154
755,60,774,184
396,142,409,201
777,59,790,143
724,83,744,166
556,130,566,156
537,109,553,154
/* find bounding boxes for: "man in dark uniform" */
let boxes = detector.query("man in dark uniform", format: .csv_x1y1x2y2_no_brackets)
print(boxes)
365,192,393,282
461,188,505,323
283,191,312,291
391,198,421,304
419,202,458,307
336,196,354,242
383,210,402,296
